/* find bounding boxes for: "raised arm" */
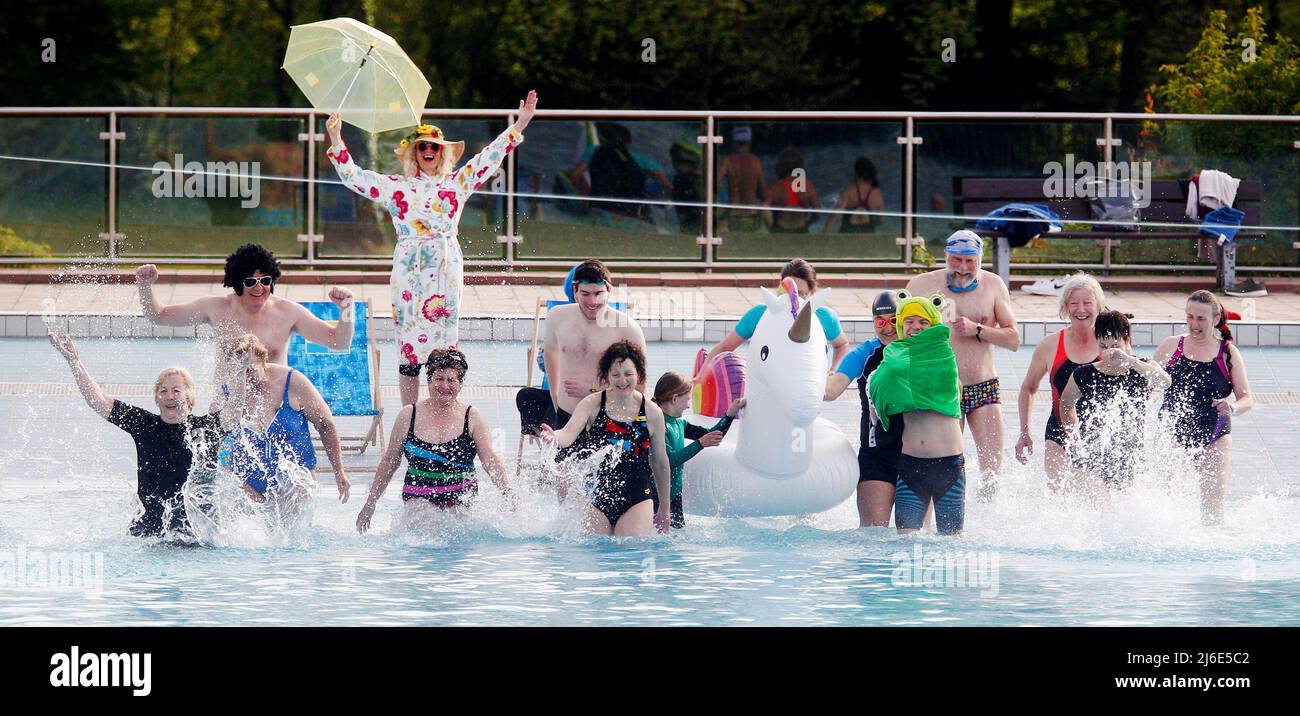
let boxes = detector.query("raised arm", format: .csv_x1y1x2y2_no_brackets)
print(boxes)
697,330,746,380
1015,336,1055,464
135,264,213,326
356,405,413,533
452,92,534,200
49,333,113,418
324,112,409,201
295,372,349,502
469,407,514,504
290,290,356,351
1131,356,1172,392
825,339,877,401
539,392,598,449
646,401,672,534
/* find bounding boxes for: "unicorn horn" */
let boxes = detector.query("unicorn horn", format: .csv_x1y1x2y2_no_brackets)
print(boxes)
788,303,812,343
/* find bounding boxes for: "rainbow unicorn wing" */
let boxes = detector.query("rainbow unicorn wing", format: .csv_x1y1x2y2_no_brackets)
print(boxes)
693,349,747,418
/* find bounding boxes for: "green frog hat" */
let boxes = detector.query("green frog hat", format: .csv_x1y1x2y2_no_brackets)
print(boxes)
893,290,946,336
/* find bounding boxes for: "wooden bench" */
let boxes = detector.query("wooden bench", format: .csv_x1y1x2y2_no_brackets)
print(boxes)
954,177,1264,288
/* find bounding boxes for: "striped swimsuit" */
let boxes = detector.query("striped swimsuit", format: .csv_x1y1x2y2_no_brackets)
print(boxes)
401,405,479,507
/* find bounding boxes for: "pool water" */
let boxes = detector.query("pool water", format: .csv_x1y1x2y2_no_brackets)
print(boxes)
1,338,1298,626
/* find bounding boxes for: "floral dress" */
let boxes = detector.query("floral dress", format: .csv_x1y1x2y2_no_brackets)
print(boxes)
326,126,523,367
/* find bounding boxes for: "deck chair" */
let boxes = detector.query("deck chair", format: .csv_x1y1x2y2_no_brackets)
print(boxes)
288,301,384,462
516,297,631,471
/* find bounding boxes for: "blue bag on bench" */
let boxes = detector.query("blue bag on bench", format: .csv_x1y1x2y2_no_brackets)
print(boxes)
1200,206,1245,244
976,203,1063,248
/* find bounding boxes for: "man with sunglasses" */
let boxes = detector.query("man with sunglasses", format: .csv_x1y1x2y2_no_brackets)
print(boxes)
823,290,902,527
136,243,355,386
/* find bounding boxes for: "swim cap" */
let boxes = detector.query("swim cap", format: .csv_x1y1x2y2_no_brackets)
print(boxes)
894,290,945,336
945,229,984,256
563,264,580,302
871,290,899,316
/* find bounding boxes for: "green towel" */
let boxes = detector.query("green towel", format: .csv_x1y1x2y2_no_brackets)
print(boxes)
867,324,960,431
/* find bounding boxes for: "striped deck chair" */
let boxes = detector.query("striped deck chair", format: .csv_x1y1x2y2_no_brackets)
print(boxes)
288,300,384,458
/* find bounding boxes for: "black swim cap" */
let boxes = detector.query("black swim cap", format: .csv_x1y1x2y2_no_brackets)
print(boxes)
871,290,899,316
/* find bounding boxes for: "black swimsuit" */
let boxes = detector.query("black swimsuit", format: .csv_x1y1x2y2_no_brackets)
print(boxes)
1161,337,1233,449
1069,364,1152,487
401,405,479,507
585,392,655,526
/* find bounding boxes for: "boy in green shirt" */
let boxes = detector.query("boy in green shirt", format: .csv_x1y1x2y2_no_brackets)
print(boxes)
652,372,745,528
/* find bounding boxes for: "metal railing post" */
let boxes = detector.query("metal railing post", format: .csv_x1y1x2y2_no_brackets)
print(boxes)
298,112,325,264
698,115,723,272
499,112,518,268
97,111,126,261
1096,116,1122,274
896,116,923,266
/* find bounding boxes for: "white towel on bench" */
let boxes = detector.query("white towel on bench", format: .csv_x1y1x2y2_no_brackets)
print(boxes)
1186,170,1241,220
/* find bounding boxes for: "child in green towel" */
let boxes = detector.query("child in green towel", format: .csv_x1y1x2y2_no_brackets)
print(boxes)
652,372,745,528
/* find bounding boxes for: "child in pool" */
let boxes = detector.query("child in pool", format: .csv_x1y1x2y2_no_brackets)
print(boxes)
652,372,745,528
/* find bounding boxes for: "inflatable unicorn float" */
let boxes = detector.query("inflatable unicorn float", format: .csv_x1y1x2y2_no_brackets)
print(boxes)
684,278,858,516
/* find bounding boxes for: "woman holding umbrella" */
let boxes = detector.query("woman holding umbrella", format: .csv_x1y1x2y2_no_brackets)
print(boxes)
324,90,538,404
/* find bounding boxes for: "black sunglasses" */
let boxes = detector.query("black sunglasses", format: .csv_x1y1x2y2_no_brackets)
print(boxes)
242,276,274,288
415,141,439,152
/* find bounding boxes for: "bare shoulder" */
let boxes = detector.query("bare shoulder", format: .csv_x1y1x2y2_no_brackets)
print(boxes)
980,270,1011,297
644,397,665,422
905,270,943,294
1154,335,1180,356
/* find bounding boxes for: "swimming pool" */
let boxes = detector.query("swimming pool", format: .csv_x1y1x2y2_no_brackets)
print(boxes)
1,338,1298,626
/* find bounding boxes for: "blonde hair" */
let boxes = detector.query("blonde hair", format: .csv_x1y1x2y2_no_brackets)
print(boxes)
232,334,270,363
397,144,455,180
1056,272,1107,319
153,366,196,410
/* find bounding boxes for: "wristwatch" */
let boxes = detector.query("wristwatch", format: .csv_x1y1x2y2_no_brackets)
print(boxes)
975,324,983,341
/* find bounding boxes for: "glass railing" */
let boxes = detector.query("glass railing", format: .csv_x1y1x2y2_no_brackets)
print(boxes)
0,115,107,259
116,115,307,258
713,120,905,262
0,109,1296,276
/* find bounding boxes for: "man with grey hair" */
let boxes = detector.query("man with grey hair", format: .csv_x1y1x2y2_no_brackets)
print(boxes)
905,230,1020,499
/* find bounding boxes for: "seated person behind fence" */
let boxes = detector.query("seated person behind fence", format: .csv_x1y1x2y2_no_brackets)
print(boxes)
825,157,884,234
697,259,849,375
216,334,350,504
543,260,646,429
652,371,744,529
1059,310,1171,493
539,341,672,536
136,244,355,388
669,139,704,234
765,147,820,233
49,333,223,538
357,349,514,533
568,122,670,221
717,125,766,232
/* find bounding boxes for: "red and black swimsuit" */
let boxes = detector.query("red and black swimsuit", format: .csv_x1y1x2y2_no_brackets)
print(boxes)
1045,330,1099,446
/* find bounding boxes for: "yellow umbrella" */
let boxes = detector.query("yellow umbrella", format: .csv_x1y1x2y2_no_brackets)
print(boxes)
282,17,431,134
